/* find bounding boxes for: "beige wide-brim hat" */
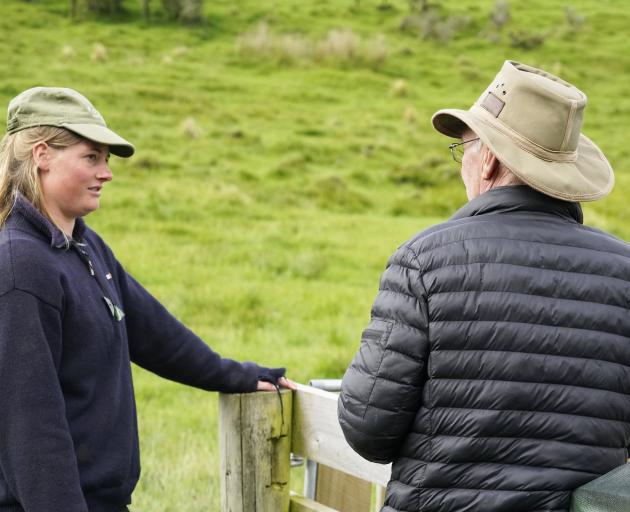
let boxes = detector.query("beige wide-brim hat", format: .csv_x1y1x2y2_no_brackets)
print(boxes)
432,60,613,202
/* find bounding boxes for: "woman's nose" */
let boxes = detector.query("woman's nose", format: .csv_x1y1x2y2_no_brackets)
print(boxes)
97,164,113,182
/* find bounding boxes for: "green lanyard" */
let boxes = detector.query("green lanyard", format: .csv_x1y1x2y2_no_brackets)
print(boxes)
70,240,125,322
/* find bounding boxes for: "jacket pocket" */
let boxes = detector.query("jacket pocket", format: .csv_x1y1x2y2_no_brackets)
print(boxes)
361,318,394,346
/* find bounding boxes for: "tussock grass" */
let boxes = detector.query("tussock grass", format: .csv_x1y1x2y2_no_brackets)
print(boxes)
180,116,203,139
237,22,389,68
91,42,108,62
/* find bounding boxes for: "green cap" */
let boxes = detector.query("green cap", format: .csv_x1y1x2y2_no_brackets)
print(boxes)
7,87,135,158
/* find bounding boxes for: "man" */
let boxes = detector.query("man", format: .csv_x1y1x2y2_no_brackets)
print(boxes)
338,60,630,512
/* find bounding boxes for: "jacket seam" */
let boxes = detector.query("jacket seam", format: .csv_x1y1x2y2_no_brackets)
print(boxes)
392,457,603,477
371,316,425,335
429,289,630,322
431,376,630,400
0,287,62,313
430,318,630,344
340,407,403,440
356,371,419,389
424,261,630,292
431,280,630,311
378,287,418,301
405,431,627,450
430,287,630,312
2,231,61,312
435,347,630,375
431,404,630,426
361,320,394,420
384,345,424,363
415,486,569,493
400,244,433,471
412,234,630,267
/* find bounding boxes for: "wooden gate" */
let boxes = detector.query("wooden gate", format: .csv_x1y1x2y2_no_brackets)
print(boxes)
219,384,391,511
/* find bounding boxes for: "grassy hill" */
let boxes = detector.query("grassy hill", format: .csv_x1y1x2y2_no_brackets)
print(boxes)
2,0,629,509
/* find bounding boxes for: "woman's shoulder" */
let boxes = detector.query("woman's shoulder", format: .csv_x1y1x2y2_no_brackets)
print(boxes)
0,226,65,303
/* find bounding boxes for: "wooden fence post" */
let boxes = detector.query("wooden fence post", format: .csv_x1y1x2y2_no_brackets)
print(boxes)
220,390,293,512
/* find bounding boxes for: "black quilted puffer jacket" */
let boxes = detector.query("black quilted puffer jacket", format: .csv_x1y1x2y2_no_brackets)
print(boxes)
338,185,630,512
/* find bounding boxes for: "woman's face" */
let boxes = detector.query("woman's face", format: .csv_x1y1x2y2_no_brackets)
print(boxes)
38,140,112,230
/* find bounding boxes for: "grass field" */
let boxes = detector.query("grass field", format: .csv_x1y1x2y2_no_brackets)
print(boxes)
2,0,630,509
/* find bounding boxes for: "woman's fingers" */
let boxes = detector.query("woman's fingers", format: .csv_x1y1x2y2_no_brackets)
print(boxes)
278,377,298,390
255,377,298,392
256,380,276,391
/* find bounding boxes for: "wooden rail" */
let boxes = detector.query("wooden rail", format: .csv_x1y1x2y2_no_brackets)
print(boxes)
219,383,391,512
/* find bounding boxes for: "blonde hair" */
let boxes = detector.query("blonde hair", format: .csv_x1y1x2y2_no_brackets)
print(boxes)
0,126,82,228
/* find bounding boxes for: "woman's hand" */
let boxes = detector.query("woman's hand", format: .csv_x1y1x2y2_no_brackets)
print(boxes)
256,376,297,391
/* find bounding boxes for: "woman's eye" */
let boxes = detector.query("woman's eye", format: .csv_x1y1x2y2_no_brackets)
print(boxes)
86,154,97,161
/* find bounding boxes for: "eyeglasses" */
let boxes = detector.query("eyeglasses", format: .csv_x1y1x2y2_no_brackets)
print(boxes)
449,138,480,163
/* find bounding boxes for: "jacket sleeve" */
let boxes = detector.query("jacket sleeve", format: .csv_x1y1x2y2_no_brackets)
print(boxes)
0,289,88,512
116,262,269,393
338,245,429,463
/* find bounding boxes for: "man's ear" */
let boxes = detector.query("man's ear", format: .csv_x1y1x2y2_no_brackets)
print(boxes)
32,141,51,172
480,146,500,181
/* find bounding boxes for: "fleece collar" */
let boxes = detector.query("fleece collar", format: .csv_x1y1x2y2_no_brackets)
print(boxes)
11,193,86,249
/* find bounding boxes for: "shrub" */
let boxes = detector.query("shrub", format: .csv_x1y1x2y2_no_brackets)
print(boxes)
400,5,470,44
490,1,511,31
161,0,180,19
161,0,203,23
179,0,202,23
509,30,546,49
85,0,123,14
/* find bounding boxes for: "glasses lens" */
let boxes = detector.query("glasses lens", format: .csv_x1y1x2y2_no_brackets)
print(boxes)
450,143,465,163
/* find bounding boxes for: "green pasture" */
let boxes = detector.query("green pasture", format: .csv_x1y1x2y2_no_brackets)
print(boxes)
2,0,629,509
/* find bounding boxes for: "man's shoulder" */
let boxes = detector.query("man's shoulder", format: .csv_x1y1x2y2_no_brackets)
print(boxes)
398,211,630,267
400,216,484,257
577,223,630,258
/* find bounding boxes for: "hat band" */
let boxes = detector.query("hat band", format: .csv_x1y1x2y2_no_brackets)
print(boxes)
7,113,106,134
471,105,579,163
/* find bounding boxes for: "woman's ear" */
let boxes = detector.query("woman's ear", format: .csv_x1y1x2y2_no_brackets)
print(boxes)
32,141,50,172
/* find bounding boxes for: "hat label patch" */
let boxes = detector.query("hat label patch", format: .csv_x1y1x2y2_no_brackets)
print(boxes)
481,92,505,117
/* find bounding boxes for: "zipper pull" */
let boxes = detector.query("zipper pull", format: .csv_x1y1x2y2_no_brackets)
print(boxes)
79,247,95,276
86,257,95,276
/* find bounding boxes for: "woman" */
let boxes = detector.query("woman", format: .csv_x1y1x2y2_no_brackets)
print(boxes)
0,87,294,512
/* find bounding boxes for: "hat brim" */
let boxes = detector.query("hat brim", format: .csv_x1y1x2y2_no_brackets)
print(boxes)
431,108,614,202
61,123,135,158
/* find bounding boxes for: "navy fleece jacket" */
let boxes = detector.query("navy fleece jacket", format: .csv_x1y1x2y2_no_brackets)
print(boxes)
0,196,280,512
